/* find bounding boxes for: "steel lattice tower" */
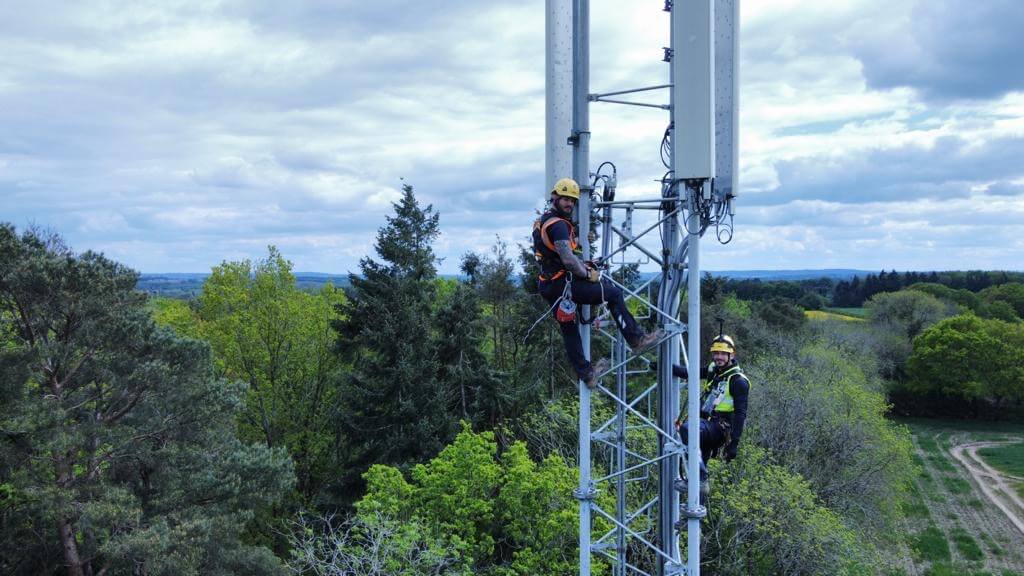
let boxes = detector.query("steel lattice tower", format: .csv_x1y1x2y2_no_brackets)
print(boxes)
546,1,739,575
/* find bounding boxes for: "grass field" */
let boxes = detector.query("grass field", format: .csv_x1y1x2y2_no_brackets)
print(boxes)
892,418,1024,576
824,306,870,318
805,309,867,322
978,441,1024,499
978,443,1024,478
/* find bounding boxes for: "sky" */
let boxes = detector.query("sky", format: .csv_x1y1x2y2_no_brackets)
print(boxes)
2,0,1023,274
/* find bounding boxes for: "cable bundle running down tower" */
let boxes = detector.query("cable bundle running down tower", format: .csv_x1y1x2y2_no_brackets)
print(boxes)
545,1,739,575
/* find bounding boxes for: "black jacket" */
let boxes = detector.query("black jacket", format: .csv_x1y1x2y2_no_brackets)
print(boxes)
672,361,749,454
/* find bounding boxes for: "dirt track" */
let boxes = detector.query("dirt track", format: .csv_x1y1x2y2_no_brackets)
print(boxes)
898,431,1024,575
949,438,1024,536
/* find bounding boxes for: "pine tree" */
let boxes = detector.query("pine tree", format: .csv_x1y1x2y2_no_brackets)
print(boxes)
0,224,293,576
435,275,502,425
332,185,457,499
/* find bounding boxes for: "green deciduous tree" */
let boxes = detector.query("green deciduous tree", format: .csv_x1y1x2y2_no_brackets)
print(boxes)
353,424,590,575
979,282,1024,320
906,282,981,313
865,289,955,381
286,513,459,576
907,314,1024,414
745,344,914,534
0,224,293,576
703,446,865,576
192,247,345,501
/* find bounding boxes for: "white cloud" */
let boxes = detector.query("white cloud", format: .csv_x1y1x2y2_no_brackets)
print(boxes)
1,0,1022,274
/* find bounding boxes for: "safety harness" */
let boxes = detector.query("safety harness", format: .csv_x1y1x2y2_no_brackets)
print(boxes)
532,210,578,282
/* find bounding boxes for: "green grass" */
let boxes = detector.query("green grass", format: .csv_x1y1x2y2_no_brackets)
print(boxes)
913,526,951,563
950,526,984,561
924,566,1002,576
930,454,956,473
978,441,1024,478
902,497,931,518
923,564,966,576
941,476,972,495
918,435,942,455
978,532,1004,556
824,306,870,318
902,416,1024,436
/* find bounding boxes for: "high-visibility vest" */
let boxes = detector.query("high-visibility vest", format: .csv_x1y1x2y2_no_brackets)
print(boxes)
701,363,748,415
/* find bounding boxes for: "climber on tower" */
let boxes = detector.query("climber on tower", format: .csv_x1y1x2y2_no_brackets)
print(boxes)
532,177,663,389
673,333,750,501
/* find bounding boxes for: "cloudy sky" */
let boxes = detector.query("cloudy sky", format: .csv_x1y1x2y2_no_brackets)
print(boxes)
2,0,1023,274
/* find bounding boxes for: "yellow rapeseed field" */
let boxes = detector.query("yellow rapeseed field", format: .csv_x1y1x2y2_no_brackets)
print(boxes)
805,310,866,322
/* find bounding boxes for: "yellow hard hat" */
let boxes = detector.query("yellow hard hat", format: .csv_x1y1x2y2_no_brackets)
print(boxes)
551,178,580,200
709,334,736,355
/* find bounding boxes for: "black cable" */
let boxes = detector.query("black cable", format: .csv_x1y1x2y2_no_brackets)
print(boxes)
660,123,673,169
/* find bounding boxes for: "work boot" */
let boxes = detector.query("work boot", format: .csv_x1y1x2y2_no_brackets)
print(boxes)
585,358,611,389
628,329,665,353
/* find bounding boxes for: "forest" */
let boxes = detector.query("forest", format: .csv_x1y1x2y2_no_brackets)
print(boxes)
2,185,1023,575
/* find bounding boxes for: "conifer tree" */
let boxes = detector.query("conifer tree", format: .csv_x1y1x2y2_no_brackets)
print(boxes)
332,185,457,498
434,279,502,425
0,224,293,576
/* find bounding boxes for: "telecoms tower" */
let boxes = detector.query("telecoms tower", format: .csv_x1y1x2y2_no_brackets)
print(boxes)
545,1,739,575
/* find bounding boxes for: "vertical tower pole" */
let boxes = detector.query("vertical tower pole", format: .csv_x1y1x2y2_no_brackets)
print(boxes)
672,1,715,575
572,2,593,576
546,0,574,193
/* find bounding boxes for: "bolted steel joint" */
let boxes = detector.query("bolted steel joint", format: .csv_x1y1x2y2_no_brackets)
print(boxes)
682,504,707,519
573,486,598,501
664,562,687,576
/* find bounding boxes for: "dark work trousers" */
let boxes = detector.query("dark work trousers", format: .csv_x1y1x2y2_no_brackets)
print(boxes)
678,417,729,481
538,274,644,380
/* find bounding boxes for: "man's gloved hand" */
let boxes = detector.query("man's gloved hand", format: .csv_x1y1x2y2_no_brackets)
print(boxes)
586,266,600,283
723,445,738,462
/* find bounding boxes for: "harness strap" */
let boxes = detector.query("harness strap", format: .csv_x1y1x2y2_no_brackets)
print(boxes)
539,216,576,252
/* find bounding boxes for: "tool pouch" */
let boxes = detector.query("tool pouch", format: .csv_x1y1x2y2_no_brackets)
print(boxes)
555,298,577,324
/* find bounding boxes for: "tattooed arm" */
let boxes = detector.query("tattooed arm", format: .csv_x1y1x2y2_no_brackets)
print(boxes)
555,239,590,278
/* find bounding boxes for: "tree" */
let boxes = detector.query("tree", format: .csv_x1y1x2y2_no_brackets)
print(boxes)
906,282,981,313
332,185,456,498
353,424,597,575
286,513,458,576
434,279,501,424
191,247,346,501
907,314,1024,414
703,447,865,576
0,224,293,576
745,344,914,533
469,241,555,421
865,290,955,381
979,282,1024,319
752,298,806,333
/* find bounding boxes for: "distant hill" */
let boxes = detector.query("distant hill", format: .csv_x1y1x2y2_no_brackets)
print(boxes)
706,269,871,281
139,269,871,299
138,272,352,299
